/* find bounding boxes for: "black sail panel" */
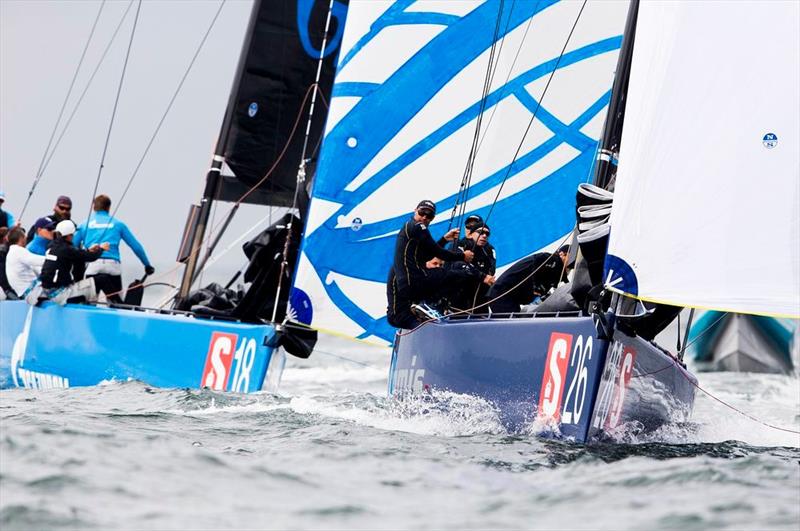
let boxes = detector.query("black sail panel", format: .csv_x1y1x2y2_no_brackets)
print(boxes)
220,0,348,206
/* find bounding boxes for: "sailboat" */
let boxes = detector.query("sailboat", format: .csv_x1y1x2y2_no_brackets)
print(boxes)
293,0,797,440
687,312,796,374
0,0,348,391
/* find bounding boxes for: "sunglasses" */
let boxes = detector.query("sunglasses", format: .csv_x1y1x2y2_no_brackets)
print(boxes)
56,204,72,211
417,210,435,219
477,230,491,237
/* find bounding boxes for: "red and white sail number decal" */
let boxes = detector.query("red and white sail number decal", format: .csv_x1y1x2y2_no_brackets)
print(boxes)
538,332,573,421
606,346,636,428
201,332,239,391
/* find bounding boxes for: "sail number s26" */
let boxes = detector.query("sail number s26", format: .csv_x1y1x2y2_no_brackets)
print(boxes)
201,332,257,392
538,332,593,425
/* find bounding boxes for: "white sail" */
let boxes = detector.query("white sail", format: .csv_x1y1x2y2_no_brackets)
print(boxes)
292,0,630,343
605,1,800,318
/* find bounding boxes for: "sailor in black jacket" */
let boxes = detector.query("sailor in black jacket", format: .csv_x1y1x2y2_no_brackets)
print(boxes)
452,222,496,311
487,251,566,314
387,200,474,328
36,220,109,305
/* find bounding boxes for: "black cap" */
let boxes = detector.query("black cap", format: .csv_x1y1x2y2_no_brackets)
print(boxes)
33,216,56,231
416,200,436,214
558,244,570,254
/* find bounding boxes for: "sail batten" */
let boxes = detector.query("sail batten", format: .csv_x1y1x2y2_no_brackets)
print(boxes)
605,1,800,318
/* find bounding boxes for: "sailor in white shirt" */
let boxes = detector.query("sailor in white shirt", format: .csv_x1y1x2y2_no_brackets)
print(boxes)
5,226,45,296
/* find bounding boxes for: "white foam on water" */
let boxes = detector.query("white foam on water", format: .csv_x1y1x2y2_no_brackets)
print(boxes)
287,391,505,437
690,372,800,448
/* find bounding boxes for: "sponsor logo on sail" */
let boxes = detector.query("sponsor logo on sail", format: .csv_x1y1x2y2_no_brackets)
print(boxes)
201,332,239,391
763,132,778,149
538,332,573,421
350,217,363,231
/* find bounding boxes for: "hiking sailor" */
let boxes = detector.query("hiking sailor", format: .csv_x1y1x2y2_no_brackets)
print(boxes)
33,220,109,305
454,221,496,310
74,195,154,303
5,226,45,299
487,250,567,314
386,200,474,329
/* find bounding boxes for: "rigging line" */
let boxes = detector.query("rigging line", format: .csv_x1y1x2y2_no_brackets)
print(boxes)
272,0,337,324
85,0,143,226
683,312,727,352
630,357,799,435
475,0,537,154
485,0,588,226
457,0,511,229
447,0,507,235
19,0,107,221
167,84,317,300
689,375,800,435
34,0,135,203
306,349,377,368
111,0,228,219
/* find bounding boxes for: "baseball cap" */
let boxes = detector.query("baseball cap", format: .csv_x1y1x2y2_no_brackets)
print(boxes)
33,216,57,231
416,200,436,215
56,195,72,207
55,219,76,237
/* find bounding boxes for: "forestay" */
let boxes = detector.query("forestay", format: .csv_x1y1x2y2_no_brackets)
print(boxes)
604,1,800,318
293,0,630,342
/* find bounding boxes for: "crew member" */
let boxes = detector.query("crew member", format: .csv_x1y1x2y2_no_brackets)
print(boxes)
26,217,56,256
0,190,16,229
386,200,474,329
487,251,567,314
74,195,154,303
36,220,109,305
0,227,13,299
27,195,72,243
5,226,45,298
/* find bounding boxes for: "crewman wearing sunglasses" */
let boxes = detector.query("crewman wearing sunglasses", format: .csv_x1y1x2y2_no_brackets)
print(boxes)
386,199,474,329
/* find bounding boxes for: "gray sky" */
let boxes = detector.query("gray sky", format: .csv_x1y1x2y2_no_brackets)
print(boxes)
1,0,276,290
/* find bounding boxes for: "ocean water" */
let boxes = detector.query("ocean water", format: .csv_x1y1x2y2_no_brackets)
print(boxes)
1,339,798,531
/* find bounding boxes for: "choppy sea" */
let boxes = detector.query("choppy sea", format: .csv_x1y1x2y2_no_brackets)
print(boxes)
1,337,798,530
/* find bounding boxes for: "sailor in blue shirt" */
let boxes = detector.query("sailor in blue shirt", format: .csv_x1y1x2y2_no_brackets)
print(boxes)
26,217,56,256
74,194,155,303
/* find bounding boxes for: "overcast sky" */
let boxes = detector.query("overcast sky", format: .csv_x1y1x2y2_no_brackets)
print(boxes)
1,0,277,290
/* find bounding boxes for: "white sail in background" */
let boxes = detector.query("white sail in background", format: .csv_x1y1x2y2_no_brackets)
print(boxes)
605,1,800,318
292,0,630,343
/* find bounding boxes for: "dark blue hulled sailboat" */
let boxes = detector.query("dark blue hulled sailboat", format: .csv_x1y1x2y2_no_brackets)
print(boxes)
393,0,800,441
0,0,349,391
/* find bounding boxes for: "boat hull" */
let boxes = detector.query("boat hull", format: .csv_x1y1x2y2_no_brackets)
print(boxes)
690,311,794,374
390,316,696,442
0,301,280,392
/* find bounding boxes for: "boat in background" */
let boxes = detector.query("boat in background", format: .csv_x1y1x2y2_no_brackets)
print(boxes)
688,312,796,374
0,0,349,391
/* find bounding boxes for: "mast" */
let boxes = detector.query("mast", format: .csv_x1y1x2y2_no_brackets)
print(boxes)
592,0,639,190
179,0,263,298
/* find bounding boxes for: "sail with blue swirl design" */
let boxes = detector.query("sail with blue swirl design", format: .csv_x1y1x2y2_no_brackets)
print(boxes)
291,0,629,343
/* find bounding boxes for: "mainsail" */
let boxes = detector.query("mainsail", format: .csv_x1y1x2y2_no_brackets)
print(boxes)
292,0,630,342
217,0,348,207
180,0,349,296
604,1,800,318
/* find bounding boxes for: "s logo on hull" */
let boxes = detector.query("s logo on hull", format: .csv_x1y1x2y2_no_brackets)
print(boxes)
538,332,573,421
